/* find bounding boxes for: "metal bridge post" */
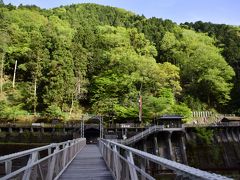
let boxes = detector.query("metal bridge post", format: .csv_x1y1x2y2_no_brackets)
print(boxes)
99,117,102,138
106,142,111,167
80,117,85,138
80,119,83,138
99,139,232,180
0,138,86,180
5,160,12,175
47,147,52,176
83,119,84,138
62,143,69,167
143,139,149,172
46,146,59,180
126,151,138,180
99,116,104,138
113,145,121,180
140,158,146,180
22,151,39,180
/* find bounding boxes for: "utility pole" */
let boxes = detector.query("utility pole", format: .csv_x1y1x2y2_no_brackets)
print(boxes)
80,115,85,138
33,54,39,116
0,53,4,94
139,93,142,122
12,60,17,88
33,79,37,115
139,82,143,122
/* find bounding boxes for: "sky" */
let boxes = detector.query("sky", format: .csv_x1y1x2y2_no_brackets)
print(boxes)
3,0,240,25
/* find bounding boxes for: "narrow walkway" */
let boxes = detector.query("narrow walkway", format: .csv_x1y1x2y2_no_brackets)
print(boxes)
59,144,113,180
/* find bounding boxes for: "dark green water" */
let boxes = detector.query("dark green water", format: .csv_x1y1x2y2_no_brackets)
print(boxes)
186,142,240,179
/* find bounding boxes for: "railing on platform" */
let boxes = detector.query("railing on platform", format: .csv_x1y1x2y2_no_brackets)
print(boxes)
121,125,183,145
0,138,86,180
123,125,163,145
0,123,81,128
99,139,232,180
184,122,240,128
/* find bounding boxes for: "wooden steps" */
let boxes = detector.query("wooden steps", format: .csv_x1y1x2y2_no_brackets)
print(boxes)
59,144,113,180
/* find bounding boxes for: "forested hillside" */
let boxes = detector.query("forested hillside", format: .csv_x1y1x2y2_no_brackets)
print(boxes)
182,21,240,114
0,3,238,122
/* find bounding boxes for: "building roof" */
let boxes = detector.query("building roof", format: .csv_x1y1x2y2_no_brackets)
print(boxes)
221,116,240,122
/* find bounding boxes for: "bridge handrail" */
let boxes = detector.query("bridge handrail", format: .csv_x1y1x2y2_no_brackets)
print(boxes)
122,125,184,145
124,125,162,145
99,139,232,180
0,144,55,163
0,138,86,180
0,123,81,128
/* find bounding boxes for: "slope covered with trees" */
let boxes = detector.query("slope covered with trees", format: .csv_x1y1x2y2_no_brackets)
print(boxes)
0,3,237,122
182,21,240,114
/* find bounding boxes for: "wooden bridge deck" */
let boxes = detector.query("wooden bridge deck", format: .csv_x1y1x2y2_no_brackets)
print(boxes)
59,144,113,180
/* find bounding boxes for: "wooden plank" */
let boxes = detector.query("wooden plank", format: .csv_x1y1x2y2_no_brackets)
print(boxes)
59,145,113,180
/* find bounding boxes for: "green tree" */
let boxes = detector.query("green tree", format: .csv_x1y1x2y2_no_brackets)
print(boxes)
41,16,75,112
45,104,66,120
183,21,240,113
159,27,235,107
0,30,9,95
1,3,239,122
90,26,182,121
3,9,48,112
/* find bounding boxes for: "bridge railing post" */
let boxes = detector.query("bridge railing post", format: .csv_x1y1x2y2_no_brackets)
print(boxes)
107,142,111,168
5,160,12,175
101,139,233,180
46,146,59,180
140,157,146,180
126,151,138,180
1,138,86,180
113,145,121,180
62,143,69,167
22,151,39,180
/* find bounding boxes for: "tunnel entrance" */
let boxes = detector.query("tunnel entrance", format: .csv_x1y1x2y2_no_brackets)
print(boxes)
84,128,100,144
80,115,103,143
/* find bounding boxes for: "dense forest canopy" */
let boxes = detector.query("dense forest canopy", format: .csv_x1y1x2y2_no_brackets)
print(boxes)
0,2,238,122
182,21,240,113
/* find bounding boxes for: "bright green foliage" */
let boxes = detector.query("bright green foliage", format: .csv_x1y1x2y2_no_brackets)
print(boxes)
0,3,238,122
159,27,235,106
195,128,214,145
90,26,183,121
134,17,177,62
183,21,240,113
1,7,77,118
71,26,92,100
182,95,208,111
0,84,28,121
41,15,75,110
0,104,27,121
143,88,174,118
143,88,191,121
169,104,192,122
45,105,66,120
60,3,136,28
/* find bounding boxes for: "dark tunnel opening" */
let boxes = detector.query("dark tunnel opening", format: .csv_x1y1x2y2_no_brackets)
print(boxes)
84,128,100,144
